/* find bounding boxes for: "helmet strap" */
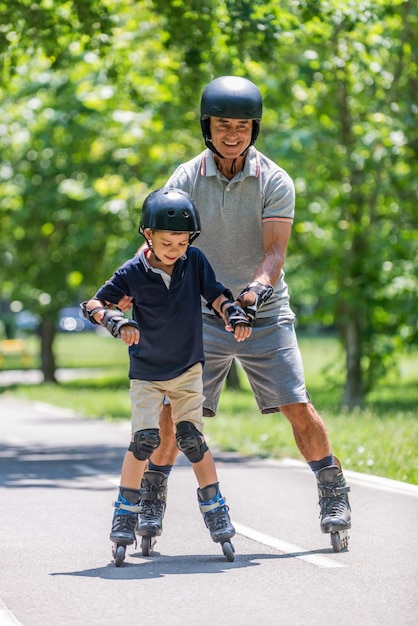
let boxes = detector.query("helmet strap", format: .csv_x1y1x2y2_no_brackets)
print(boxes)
205,137,225,159
146,239,162,263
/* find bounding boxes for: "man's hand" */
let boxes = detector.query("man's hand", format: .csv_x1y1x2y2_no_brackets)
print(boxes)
115,295,134,313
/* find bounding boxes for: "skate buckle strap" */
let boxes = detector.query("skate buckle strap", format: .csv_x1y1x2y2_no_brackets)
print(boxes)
140,484,165,500
318,484,350,499
199,495,226,514
113,500,142,514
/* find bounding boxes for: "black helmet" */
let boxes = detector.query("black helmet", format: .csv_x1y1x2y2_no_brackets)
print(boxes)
139,188,201,243
200,76,263,157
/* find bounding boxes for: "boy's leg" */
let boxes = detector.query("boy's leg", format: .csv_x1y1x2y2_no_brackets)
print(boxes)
112,380,163,546
175,420,235,544
111,450,151,545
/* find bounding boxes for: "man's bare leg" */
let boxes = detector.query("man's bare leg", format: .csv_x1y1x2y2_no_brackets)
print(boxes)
150,402,179,466
280,401,351,547
280,401,331,462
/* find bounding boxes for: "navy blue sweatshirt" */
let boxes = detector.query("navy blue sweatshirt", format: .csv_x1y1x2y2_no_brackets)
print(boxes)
95,248,226,381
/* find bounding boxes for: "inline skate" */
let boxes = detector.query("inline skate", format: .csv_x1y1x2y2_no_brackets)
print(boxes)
110,487,141,566
198,483,236,562
317,458,351,552
135,470,168,556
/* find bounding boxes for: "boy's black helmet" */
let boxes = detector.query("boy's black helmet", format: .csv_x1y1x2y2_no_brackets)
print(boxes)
139,188,201,243
200,76,263,156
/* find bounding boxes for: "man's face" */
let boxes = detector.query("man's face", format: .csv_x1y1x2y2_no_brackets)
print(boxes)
209,117,252,159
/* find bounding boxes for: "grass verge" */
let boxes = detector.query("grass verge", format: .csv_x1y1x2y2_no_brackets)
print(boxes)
1,332,417,484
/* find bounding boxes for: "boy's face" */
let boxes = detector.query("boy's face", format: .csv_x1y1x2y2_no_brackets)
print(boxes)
144,229,189,266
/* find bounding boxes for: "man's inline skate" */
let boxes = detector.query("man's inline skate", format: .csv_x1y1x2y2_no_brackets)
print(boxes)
198,483,236,562
317,458,351,552
110,487,141,566
135,470,168,556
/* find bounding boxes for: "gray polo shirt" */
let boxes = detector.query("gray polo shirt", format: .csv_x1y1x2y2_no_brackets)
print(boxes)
165,146,295,316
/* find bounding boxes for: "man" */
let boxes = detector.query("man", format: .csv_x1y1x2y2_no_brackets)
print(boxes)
124,76,351,551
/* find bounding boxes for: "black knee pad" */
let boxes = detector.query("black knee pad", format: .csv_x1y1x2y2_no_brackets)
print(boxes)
176,421,208,464
128,429,161,461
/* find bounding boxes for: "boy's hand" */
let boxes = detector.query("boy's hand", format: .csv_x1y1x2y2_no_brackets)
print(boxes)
120,325,140,346
222,302,252,342
225,321,252,342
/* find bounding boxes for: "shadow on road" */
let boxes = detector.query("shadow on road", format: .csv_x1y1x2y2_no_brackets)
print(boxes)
0,442,122,490
50,552,278,579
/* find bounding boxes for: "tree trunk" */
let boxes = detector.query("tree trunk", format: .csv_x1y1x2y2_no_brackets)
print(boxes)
342,318,364,409
226,358,241,390
39,314,57,383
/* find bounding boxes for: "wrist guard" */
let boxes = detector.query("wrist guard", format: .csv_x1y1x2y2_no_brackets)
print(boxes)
80,301,104,325
101,309,139,338
206,289,234,318
237,281,274,322
222,302,252,330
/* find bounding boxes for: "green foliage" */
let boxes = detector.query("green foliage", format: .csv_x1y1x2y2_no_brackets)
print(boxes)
0,0,417,400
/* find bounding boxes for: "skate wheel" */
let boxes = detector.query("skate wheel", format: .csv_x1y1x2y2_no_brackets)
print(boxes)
331,530,349,552
113,545,126,567
222,541,235,562
330,532,341,552
141,536,152,557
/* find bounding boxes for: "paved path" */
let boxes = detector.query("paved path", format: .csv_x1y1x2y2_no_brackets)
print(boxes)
0,396,417,626
0,368,103,385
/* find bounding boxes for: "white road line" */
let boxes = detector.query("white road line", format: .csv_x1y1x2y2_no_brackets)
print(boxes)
74,463,346,569
264,458,418,497
233,522,346,569
0,599,22,626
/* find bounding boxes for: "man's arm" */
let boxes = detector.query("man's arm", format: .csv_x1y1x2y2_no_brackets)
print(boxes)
238,220,292,310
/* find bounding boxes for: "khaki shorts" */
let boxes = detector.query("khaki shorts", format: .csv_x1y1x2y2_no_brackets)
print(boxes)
129,362,205,434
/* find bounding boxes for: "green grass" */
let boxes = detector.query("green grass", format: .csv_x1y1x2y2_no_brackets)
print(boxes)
1,332,417,484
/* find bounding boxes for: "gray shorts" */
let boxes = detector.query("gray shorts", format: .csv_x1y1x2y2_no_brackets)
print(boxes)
202,306,309,416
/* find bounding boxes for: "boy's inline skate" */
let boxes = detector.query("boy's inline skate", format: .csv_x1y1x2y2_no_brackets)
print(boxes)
317,458,351,552
135,470,168,556
110,487,141,566
198,483,236,562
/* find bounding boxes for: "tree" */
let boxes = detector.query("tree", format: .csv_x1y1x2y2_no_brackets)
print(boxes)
1,0,416,405
275,0,418,406
0,1,173,379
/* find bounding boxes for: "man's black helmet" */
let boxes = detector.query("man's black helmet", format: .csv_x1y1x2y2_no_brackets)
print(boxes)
139,188,201,243
200,76,263,156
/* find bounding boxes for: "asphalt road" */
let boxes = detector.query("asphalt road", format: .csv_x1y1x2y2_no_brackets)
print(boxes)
0,396,417,626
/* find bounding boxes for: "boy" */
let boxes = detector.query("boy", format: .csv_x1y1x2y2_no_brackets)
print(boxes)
81,187,251,564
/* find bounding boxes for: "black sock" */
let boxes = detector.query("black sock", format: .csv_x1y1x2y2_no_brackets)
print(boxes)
148,461,172,477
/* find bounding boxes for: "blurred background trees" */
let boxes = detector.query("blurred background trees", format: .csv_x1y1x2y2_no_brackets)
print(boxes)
0,0,416,406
